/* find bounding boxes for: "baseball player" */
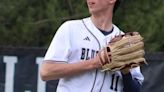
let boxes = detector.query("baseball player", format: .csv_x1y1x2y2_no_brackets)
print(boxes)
40,0,144,92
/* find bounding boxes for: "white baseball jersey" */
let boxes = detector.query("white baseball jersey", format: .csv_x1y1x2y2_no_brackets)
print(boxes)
44,17,144,92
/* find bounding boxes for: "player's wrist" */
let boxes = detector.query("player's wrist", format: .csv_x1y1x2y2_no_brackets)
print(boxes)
90,57,102,69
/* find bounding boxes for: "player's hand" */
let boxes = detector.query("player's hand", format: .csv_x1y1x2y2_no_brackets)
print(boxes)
92,54,108,69
96,32,147,72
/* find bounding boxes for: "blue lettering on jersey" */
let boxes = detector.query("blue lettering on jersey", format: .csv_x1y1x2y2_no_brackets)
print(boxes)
80,48,98,60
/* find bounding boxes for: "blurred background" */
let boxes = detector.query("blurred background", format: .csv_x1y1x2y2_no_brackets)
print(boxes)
0,0,164,92
0,0,163,51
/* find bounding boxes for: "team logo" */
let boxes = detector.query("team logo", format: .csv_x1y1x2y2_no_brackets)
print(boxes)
83,36,90,41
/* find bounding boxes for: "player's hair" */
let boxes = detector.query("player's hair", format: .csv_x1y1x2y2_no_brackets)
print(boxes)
113,0,123,13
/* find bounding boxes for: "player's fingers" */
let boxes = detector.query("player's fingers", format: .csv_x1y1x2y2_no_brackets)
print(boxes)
125,32,139,36
132,32,139,35
110,35,123,43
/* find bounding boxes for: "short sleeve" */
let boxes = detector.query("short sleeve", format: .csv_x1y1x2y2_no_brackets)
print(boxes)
44,21,71,62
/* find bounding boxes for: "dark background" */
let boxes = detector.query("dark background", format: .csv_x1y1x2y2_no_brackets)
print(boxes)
0,47,164,92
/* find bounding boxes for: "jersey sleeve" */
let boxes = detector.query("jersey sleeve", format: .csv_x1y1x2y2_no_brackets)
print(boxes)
44,21,71,62
130,67,144,84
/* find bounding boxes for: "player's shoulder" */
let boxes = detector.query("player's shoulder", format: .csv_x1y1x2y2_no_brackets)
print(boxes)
112,24,124,35
62,18,84,26
59,17,90,31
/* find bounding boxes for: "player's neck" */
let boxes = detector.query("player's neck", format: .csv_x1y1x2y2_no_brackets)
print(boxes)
91,13,113,32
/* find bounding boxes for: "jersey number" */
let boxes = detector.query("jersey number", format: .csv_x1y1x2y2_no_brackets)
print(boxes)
110,74,119,91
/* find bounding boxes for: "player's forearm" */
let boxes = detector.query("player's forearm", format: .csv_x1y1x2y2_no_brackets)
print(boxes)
40,59,100,81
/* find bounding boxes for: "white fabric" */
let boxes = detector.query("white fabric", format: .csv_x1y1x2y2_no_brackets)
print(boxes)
44,17,144,92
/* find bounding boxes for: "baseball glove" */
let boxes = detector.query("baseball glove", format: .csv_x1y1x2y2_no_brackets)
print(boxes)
97,32,147,71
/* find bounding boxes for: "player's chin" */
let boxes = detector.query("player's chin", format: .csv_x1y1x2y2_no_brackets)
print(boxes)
88,8,95,14
89,10,102,15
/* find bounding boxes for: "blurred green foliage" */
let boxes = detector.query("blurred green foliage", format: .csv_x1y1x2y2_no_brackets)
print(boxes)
0,0,163,52
114,0,164,52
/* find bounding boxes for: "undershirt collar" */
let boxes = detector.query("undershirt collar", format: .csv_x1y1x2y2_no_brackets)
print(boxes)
98,26,114,36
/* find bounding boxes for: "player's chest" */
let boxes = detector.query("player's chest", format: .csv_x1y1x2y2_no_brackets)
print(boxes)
69,29,111,60
70,29,110,50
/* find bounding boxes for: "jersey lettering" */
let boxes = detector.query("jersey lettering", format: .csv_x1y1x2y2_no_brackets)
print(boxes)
81,48,86,60
110,74,120,91
86,48,90,60
80,48,98,60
